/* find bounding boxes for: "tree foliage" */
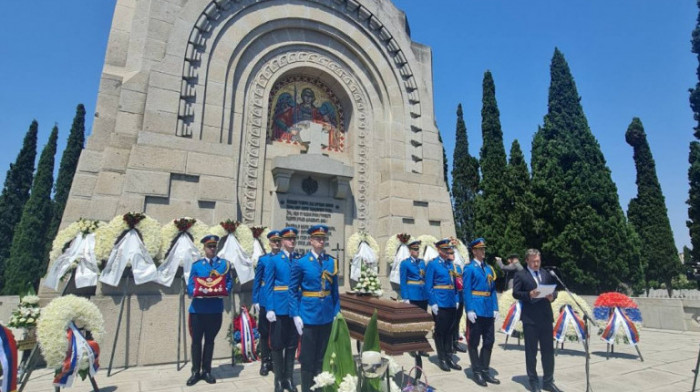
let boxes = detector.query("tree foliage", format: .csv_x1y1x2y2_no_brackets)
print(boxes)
3,126,58,294
438,129,450,193
530,48,639,293
475,71,509,257
688,0,700,265
501,140,534,259
626,117,677,295
0,121,38,292
451,104,480,242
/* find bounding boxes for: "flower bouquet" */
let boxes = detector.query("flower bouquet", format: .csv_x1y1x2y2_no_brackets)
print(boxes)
211,220,255,284
227,306,259,363
353,265,383,297
594,292,642,345
250,226,271,268
44,218,102,290
347,231,380,281
416,235,438,262
154,217,208,286
451,237,470,267
8,293,41,330
385,233,412,285
96,212,162,286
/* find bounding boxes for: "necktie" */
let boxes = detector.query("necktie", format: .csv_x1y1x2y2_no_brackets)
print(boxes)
535,270,540,283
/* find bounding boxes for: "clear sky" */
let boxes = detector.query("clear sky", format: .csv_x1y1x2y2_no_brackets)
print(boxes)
0,1,696,251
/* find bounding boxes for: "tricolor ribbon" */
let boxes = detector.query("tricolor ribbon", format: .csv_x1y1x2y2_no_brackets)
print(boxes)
500,301,522,336
601,307,640,346
53,322,100,388
0,325,17,392
553,304,587,343
238,307,257,363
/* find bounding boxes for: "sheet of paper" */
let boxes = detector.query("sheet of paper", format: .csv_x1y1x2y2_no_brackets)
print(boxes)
535,284,556,298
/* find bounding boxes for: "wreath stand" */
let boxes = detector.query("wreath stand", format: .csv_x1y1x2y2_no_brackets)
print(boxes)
176,273,188,370
107,269,132,377
692,343,699,392
502,332,521,349
606,341,644,362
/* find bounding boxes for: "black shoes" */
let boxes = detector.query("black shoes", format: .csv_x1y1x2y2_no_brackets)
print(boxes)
482,371,500,384
453,342,467,353
446,358,462,371
281,379,298,392
260,360,271,376
201,372,216,384
472,370,487,387
542,383,563,392
529,380,542,392
186,371,200,386
438,359,451,372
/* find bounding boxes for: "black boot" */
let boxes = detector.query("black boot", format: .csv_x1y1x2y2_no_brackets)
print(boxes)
188,341,201,386
186,371,200,386
282,349,298,392
272,350,285,392
301,370,315,392
444,334,461,370
468,346,486,386
435,336,450,372
201,342,216,384
480,347,499,384
453,341,467,353
260,340,271,376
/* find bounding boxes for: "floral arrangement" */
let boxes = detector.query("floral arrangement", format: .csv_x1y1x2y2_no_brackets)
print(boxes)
226,314,260,362
594,292,642,344
36,295,105,370
416,235,438,261
8,294,41,330
384,233,412,262
209,220,254,254
346,231,380,261
251,226,272,253
49,219,102,266
354,265,383,296
94,212,162,265
551,291,592,342
451,237,470,264
160,217,208,259
498,289,523,334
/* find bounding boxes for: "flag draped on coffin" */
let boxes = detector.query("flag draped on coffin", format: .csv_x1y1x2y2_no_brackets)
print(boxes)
219,233,255,284
44,233,99,290
351,241,378,281
99,230,158,286
154,233,200,287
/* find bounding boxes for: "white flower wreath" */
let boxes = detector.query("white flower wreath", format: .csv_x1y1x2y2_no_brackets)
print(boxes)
49,219,102,265
454,239,470,263
346,231,380,260
208,222,254,254
384,233,412,263
94,213,162,264
416,234,438,261
551,291,593,342
36,295,105,370
160,218,209,259
498,288,523,334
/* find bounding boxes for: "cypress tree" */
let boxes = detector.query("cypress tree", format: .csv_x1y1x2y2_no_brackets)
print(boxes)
0,121,38,292
626,118,677,295
531,49,639,293
451,104,480,242
4,126,58,294
501,140,534,258
688,0,700,265
44,104,86,268
438,130,450,193
475,71,509,257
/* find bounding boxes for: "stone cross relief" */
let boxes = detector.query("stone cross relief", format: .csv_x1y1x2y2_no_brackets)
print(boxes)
295,121,327,155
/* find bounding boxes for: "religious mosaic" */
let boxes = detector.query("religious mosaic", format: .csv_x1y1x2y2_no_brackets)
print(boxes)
268,76,345,152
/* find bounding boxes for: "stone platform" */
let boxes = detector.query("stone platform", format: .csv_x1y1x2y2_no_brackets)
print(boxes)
24,328,700,391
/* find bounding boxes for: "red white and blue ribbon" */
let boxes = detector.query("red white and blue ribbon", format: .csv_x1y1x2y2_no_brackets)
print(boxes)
601,307,640,346
239,307,257,363
53,322,100,388
553,304,587,343
500,301,521,336
0,325,17,392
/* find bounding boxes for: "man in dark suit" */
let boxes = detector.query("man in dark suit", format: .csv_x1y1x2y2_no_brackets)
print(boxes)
512,249,563,392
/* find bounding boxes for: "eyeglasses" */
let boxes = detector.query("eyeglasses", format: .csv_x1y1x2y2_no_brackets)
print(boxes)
206,245,217,249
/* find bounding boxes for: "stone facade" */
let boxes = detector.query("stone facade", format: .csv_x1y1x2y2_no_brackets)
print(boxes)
50,0,455,366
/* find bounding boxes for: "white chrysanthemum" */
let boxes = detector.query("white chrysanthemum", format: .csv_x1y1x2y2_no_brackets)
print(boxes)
49,219,103,263
338,374,358,392
416,234,438,260
454,239,470,262
21,295,40,306
160,218,208,260
208,223,254,254
551,291,592,341
498,289,523,333
384,233,411,263
94,214,162,264
310,371,336,390
347,231,380,260
37,295,105,370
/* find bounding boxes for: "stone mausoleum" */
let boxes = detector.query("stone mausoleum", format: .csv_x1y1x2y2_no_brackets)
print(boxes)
48,0,455,366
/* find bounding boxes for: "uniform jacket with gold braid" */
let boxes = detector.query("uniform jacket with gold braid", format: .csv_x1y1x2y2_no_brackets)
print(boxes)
289,250,339,325
462,259,498,317
425,256,458,308
253,252,276,309
262,250,299,316
399,257,428,301
187,256,233,314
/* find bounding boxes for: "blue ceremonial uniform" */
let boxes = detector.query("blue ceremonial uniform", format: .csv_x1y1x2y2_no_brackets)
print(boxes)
425,256,457,308
253,252,275,308
399,257,428,301
263,250,298,316
187,256,233,314
462,260,498,316
289,251,340,325
453,263,464,304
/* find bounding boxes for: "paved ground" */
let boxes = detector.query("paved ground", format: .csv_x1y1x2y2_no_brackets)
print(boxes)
26,328,700,392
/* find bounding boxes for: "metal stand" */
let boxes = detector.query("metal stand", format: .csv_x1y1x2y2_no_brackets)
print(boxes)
107,273,131,376
692,343,700,392
230,268,237,367
176,275,188,370
548,270,596,392
17,345,39,392
52,375,99,392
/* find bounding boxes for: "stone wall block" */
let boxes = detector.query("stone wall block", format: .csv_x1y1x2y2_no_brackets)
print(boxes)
90,196,120,221
114,112,144,136
198,176,236,202
186,152,235,178
70,174,98,198
125,170,171,196
102,147,131,172
129,145,187,173
95,172,126,196
76,150,105,174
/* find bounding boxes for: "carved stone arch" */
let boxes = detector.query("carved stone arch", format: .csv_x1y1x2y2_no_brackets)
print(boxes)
241,50,371,230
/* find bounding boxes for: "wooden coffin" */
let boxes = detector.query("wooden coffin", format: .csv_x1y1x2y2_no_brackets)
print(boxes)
340,293,433,355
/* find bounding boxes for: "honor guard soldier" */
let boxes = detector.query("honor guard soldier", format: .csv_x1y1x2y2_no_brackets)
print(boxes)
264,227,301,392
252,230,282,376
289,224,340,392
399,239,430,356
186,235,233,386
464,238,500,387
425,238,462,372
450,252,467,354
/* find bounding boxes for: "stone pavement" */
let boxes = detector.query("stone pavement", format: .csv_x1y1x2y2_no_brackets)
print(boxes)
25,328,700,392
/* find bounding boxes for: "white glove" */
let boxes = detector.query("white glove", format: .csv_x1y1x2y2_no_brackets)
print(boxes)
493,311,499,321
266,310,277,323
455,302,460,309
402,299,410,304
467,311,477,323
293,316,304,336
252,303,260,315
431,304,439,315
